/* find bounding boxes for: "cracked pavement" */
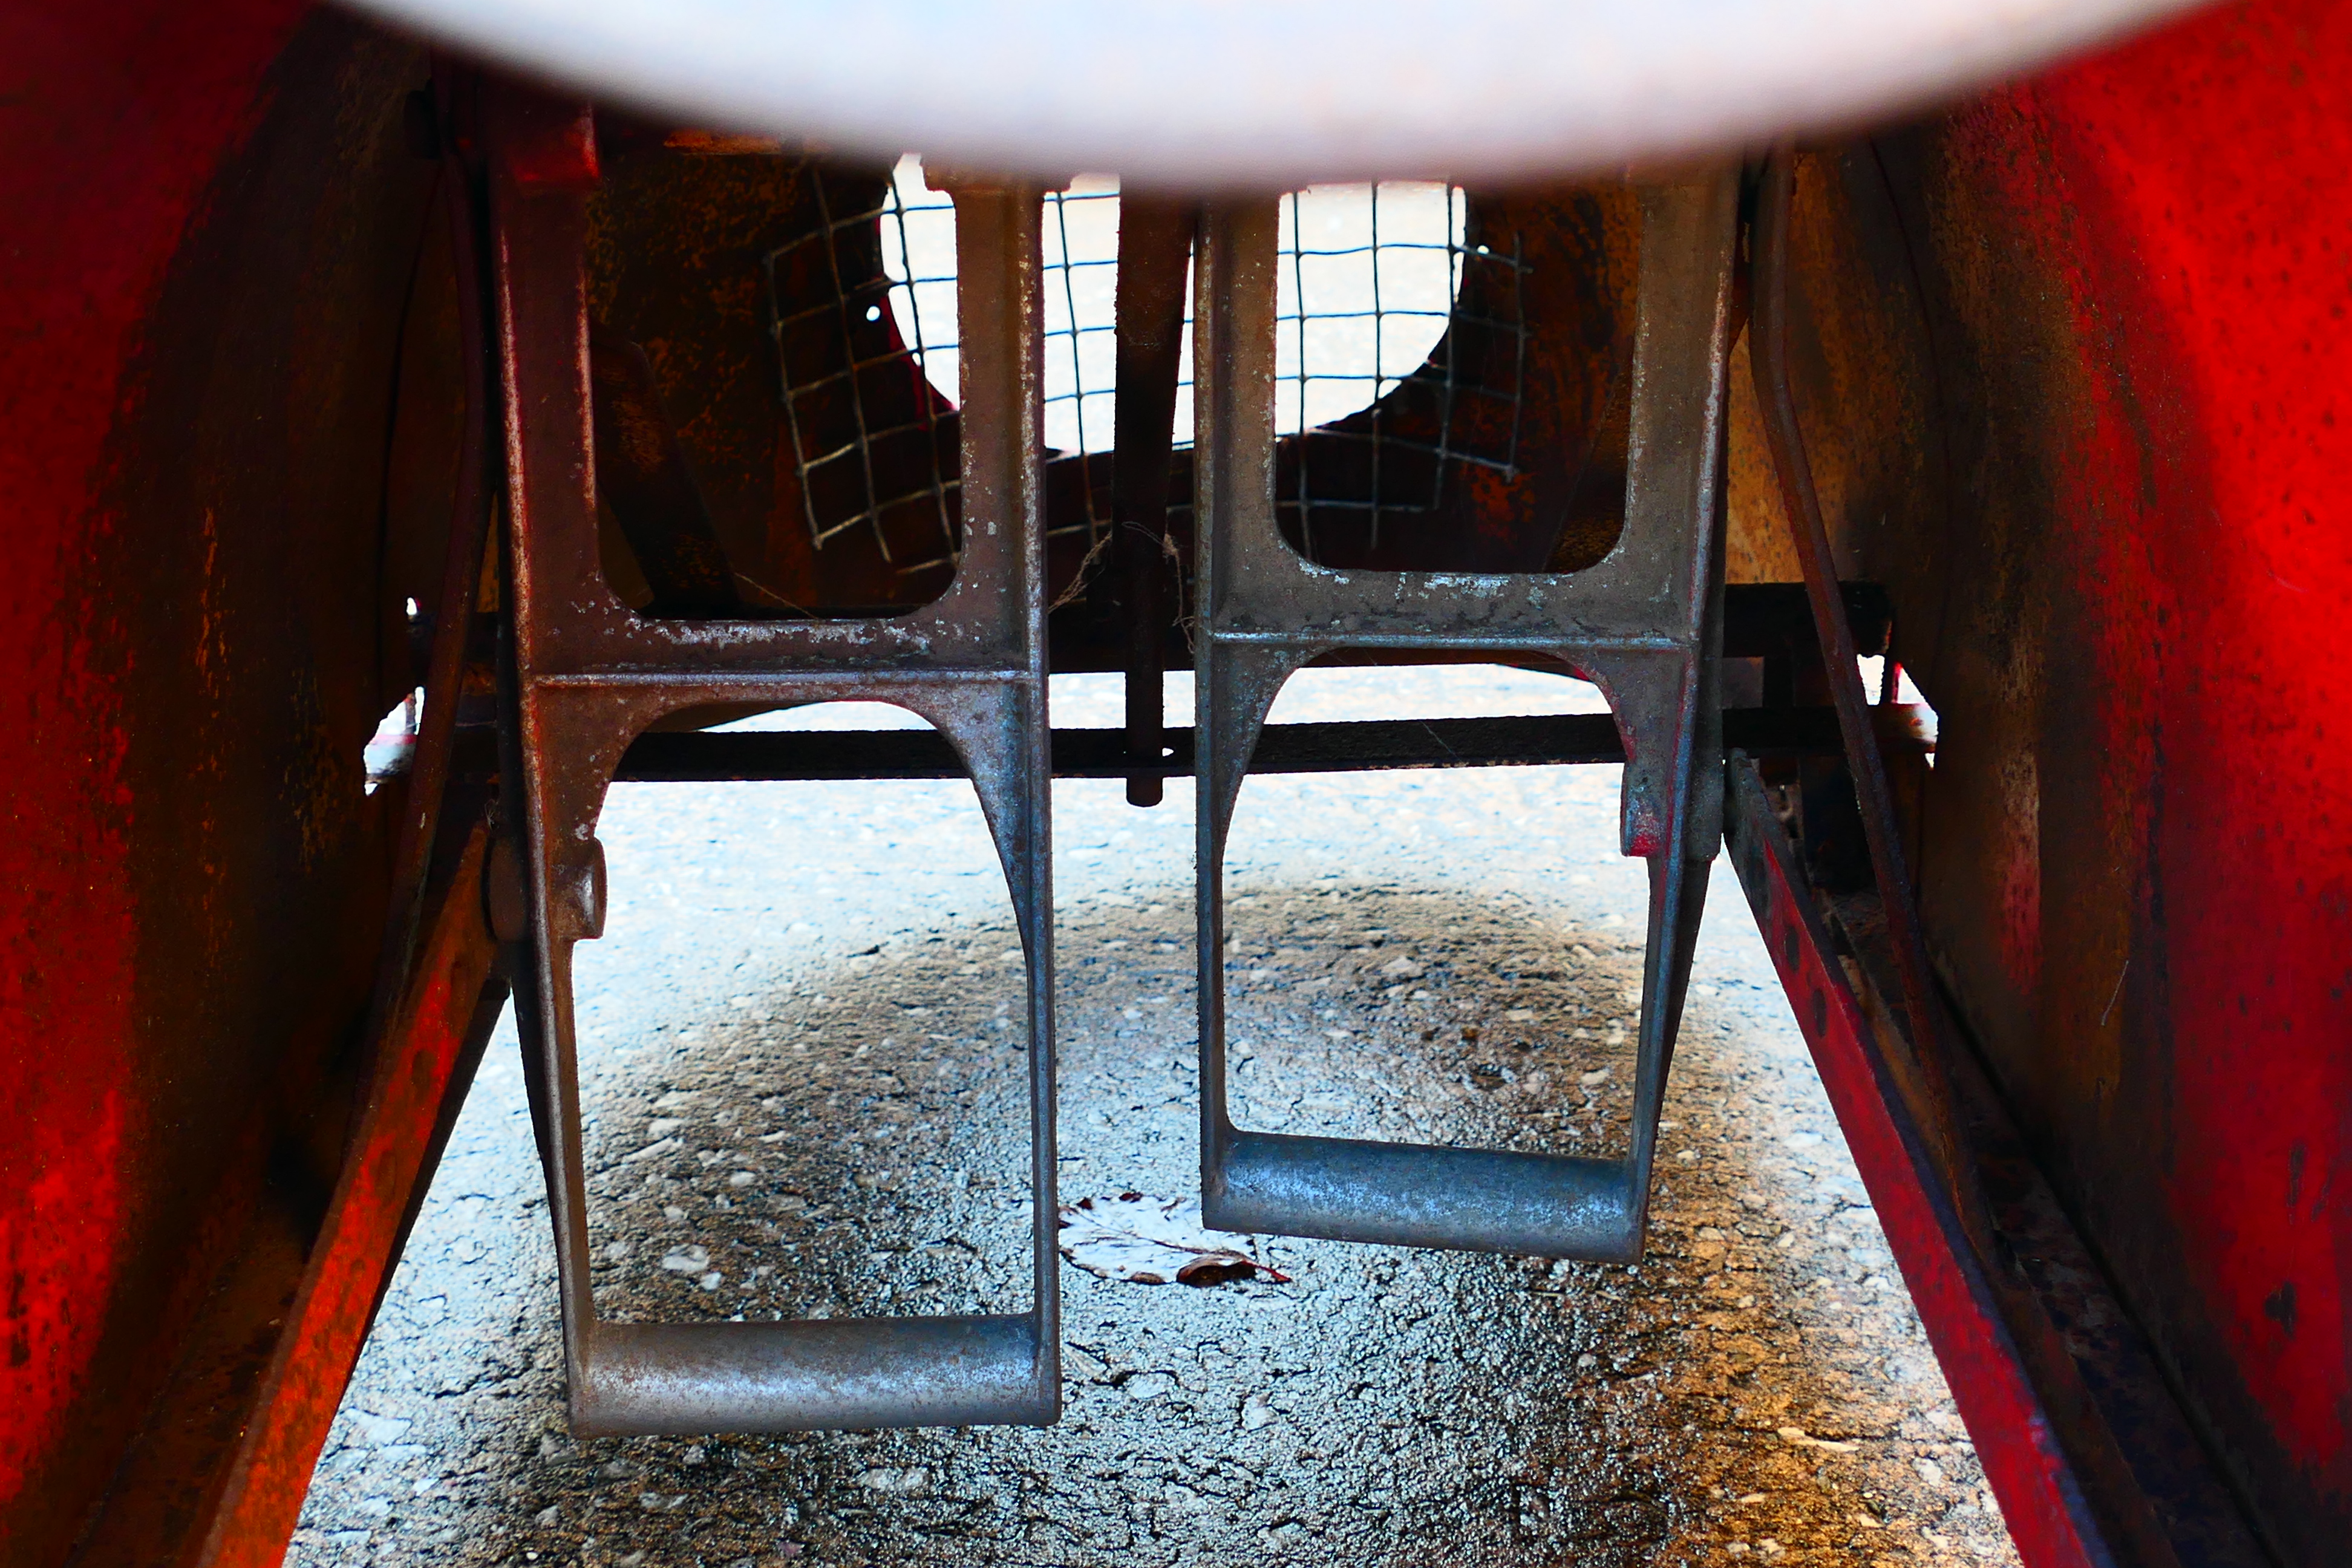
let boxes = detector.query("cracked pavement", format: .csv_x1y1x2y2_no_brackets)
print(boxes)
292,666,2019,1566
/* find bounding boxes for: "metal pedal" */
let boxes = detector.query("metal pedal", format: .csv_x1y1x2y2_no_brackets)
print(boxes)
488,94,1058,1432
1192,175,1739,1261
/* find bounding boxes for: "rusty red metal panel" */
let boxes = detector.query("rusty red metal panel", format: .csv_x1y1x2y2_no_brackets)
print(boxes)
198,823,505,1568
1730,753,2279,1566
0,0,310,1555
2008,10,2352,1543
1769,0,2352,1557
1966,0,2352,1542
0,5,500,1563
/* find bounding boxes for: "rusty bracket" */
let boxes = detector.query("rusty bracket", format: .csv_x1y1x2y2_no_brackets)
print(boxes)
489,95,1057,1433
1749,148,1987,1245
1191,174,1740,1259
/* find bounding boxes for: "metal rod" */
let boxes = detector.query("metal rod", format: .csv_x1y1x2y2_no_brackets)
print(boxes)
353,122,500,1083
1110,194,1197,806
609,705,1893,783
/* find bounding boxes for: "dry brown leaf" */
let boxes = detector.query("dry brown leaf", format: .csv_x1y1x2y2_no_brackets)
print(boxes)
1056,1192,1291,1287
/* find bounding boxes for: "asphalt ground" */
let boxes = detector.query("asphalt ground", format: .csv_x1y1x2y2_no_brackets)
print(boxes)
292,665,2019,1567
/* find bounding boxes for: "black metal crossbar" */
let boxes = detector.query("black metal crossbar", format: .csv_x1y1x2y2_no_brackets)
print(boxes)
611,706,1868,783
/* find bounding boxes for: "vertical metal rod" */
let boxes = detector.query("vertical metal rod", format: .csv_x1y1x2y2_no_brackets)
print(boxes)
1286,192,1315,560
1367,181,1385,550
955,180,1065,1421
1111,194,1197,806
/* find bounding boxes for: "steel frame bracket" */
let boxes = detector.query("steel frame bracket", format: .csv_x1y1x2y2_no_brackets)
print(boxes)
489,96,1059,1433
1191,175,1740,1259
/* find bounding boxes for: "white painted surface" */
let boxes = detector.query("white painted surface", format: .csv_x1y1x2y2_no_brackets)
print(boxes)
346,0,2203,186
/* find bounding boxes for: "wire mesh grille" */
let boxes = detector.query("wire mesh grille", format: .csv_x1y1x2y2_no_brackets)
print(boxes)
766,163,1524,574
1278,184,1527,555
763,163,961,577
1040,188,1114,445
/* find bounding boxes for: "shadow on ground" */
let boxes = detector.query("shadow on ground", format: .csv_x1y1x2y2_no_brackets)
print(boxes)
296,881,2011,1568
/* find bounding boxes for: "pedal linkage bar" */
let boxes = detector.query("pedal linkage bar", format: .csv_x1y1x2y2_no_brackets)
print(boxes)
1193,176,1740,1260
491,94,1057,1433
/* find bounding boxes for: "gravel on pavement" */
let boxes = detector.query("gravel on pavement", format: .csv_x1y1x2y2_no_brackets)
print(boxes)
292,665,2019,1567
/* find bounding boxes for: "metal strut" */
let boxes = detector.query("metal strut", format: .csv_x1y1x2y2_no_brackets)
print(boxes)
488,90,1059,1434
1191,175,1740,1259
1749,148,1986,1243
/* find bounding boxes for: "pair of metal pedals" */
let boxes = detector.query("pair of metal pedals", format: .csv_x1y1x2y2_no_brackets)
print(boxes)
495,95,1734,1436
1193,177,1739,1261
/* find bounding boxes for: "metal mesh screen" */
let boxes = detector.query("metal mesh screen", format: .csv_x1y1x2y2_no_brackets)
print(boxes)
1278,184,1527,555
765,163,1523,574
763,164,961,577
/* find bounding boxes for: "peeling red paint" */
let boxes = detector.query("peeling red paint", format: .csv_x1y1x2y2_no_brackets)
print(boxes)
1940,0,2352,1547
0,0,309,1541
200,827,501,1568
0,1093,125,1503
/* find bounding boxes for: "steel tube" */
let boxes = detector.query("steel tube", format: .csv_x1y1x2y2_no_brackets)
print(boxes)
575,1316,1053,1435
1209,1131,1641,1259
